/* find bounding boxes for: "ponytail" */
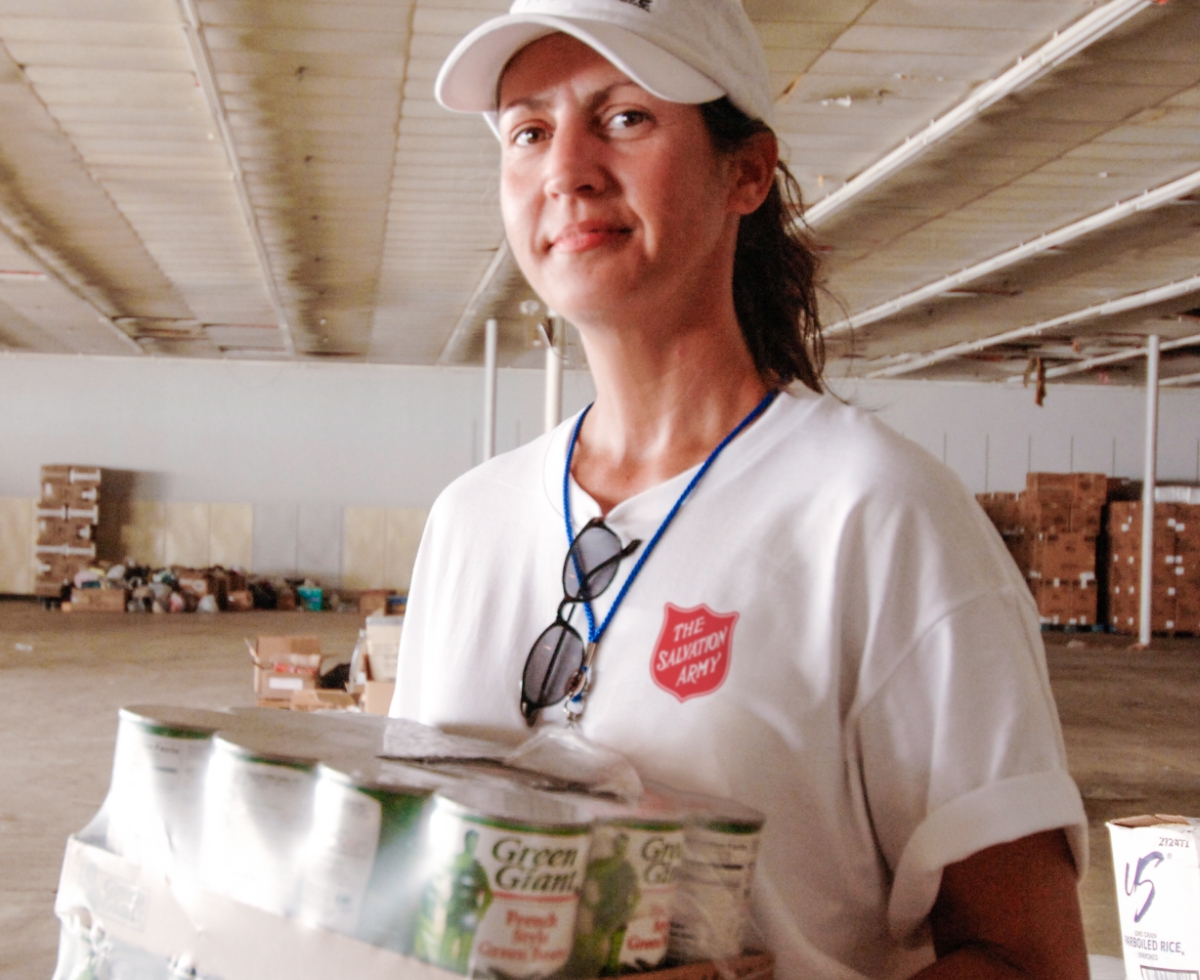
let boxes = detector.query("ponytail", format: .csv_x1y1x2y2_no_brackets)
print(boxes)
700,98,824,393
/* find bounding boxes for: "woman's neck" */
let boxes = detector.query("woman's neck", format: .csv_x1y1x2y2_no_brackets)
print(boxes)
569,310,770,514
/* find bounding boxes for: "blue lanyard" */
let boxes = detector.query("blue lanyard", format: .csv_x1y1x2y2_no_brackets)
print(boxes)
562,389,778,646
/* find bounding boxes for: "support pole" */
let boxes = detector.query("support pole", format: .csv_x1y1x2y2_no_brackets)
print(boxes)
544,311,564,434
1138,334,1160,647
482,318,498,461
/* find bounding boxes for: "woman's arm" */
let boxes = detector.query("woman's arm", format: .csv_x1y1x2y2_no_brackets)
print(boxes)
914,829,1089,980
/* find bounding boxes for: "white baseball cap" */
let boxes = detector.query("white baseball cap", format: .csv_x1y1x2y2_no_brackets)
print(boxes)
435,0,775,128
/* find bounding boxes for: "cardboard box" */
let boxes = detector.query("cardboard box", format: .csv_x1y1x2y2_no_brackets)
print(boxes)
362,680,396,716
290,689,356,712
68,588,127,613
1108,816,1200,980
227,589,254,612
36,517,94,546
35,553,85,592
358,589,391,617
1031,582,1096,627
1021,491,1071,532
364,615,403,682
176,568,227,608
248,636,322,701
1027,530,1096,583
41,464,101,484
42,482,100,509
55,836,773,980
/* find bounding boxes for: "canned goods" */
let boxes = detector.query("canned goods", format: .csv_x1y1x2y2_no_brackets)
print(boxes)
297,757,451,951
198,731,318,915
104,705,232,872
413,784,593,978
566,807,685,977
664,793,764,964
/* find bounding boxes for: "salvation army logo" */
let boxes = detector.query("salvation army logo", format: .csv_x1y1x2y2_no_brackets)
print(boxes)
650,603,739,702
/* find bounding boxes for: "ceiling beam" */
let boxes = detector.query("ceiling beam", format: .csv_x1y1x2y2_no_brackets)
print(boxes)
0,206,141,355
825,168,1200,337
1013,332,1200,382
1161,370,1200,388
865,274,1200,379
803,0,1155,229
436,241,513,366
175,0,296,357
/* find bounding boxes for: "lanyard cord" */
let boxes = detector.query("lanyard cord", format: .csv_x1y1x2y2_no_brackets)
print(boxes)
562,389,778,645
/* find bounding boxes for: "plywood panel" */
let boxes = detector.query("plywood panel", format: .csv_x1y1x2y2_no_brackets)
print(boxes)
342,506,387,591
209,503,252,570
385,508,428,594
163,502,210,568
118,500,165,567
0,497,35,594
252,502,297,579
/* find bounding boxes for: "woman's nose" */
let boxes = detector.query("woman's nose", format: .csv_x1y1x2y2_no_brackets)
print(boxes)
544,119,610,199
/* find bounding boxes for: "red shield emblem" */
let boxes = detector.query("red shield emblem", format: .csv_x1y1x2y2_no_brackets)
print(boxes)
650,603,739,703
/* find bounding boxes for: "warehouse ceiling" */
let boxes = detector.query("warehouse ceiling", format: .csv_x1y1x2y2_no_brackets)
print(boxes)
0,0,1197,387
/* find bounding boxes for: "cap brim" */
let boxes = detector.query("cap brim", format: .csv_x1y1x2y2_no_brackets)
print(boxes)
435,14,724,115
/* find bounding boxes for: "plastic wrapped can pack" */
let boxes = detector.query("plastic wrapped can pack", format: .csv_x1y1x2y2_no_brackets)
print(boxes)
198,730,318,916
666,798,764,964
566,802,685,977
103,705,232,872
412,783,593,978
297,757,453,951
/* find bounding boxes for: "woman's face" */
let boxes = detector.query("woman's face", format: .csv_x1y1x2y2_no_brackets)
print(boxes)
496,34,748,332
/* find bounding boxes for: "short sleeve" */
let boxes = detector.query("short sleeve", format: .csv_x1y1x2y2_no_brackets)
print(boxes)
855,584,1088,943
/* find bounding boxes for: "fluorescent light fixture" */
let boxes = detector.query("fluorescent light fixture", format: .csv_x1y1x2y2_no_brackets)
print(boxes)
866,274,1200,379
804,0,1154,228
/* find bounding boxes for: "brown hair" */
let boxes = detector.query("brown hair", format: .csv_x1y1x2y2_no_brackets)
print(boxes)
699,98,824,393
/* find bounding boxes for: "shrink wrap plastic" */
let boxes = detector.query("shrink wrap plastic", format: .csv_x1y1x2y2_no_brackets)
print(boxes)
54,708,772,980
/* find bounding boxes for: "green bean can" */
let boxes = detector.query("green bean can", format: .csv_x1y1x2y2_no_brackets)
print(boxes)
199,731,318,916
413,784,593,978
297,758,450,951
667,809,763,963
105,705,232,871
566,812,685,976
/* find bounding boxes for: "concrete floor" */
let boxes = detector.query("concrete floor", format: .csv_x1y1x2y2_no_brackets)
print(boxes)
1,602,1196,979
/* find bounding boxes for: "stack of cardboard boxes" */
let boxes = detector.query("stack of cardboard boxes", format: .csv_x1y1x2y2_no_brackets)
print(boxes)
975,492,1026,573
978,473,1106,627
1107,501,1200,635
1023,473,1106,628
34,465,102,600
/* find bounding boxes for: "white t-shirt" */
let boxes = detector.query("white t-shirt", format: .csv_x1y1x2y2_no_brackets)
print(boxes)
390,387,1086,980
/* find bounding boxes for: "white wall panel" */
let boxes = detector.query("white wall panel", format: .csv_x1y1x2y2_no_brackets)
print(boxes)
296,503,342,588
1,354,1198,532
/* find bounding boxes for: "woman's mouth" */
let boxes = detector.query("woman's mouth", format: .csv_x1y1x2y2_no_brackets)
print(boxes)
550,223,631,254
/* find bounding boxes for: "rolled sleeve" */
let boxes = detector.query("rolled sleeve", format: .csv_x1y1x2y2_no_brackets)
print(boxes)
854,586,1088,943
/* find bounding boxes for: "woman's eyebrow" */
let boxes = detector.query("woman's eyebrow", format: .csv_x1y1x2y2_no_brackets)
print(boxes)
498,80,642,118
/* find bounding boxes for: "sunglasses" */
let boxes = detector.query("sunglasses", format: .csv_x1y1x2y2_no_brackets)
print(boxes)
521,519,641,725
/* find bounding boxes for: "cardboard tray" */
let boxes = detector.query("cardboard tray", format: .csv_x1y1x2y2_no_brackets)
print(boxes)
56,837,772,980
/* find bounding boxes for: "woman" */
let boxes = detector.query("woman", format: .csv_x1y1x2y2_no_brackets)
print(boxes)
392,2,1090,977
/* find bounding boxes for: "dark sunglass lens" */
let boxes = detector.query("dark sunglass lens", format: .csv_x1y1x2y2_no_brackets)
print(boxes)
522,623,585,715
563,522,623,600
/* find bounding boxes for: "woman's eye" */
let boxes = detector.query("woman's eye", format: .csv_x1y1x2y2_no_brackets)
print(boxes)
511,124,548,147
608,109,649,131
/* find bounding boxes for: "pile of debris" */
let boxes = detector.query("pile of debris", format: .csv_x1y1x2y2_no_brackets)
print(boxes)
62,563,345,614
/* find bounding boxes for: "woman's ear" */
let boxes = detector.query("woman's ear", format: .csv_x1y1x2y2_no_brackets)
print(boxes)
728,130,779,215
